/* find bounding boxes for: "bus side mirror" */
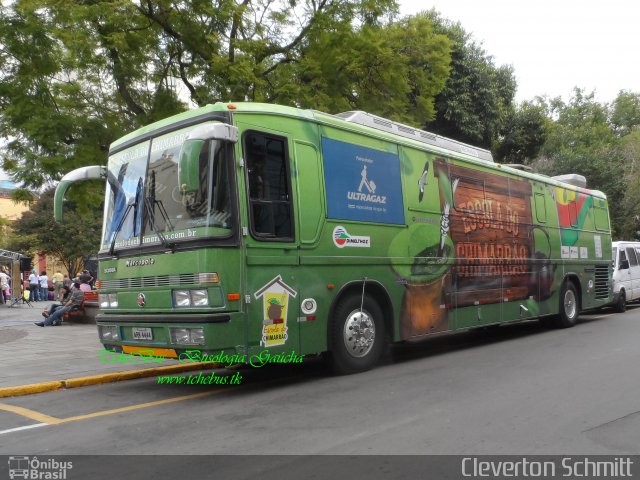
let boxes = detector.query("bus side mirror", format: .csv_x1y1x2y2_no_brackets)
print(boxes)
178,123,238,194
178,139,205,194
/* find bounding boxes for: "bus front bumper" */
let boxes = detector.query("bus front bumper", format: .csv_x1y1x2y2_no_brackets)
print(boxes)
96,312,245,359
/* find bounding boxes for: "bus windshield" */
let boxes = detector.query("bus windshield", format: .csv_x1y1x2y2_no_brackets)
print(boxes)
101,124,235,252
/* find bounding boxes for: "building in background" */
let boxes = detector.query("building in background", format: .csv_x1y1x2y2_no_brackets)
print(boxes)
0,179,32,221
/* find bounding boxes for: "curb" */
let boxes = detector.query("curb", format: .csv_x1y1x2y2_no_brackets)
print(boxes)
0,362,220,398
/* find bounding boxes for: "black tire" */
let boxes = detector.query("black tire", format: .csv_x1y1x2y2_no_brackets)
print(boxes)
327,294,385,374
555,281,580,328
614,290,626,313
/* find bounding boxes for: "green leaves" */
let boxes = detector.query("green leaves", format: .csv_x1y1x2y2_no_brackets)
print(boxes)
4,187,102,275
290,13,451,126
424,10,517,149
528,88,640,238
495,101,549,164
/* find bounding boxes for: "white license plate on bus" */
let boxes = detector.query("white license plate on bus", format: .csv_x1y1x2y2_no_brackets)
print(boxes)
132,327,153,340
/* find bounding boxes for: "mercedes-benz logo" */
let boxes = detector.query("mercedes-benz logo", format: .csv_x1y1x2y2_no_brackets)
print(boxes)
137,293,146,307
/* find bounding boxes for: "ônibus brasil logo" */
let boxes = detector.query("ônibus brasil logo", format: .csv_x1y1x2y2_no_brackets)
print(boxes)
332,226,370,249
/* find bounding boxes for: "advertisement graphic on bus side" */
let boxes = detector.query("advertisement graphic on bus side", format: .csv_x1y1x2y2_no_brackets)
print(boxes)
254,276,297,348
322,138,404,225
333,226,370,248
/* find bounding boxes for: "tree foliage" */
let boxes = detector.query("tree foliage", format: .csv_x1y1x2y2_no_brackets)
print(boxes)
288,13,451,125
5,188,101,276
5,0,637,242
423,10,518,149
530,88,640,238
494,100,548,164
0,215,11,247
1,0,454,190
611,90,640,137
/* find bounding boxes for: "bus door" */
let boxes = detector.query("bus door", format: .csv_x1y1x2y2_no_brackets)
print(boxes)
236,125,301,357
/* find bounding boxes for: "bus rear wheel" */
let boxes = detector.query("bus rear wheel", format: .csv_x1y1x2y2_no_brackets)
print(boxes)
328,294,385,374
555,281,579,328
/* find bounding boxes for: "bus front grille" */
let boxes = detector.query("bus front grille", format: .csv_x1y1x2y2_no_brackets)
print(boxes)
101,274,202,289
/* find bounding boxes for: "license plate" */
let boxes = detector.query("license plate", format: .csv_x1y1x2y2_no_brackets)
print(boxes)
132,327,153,340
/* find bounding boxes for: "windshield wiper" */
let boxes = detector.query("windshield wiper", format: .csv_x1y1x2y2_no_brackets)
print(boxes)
143,171,175,251
144,196,175,252
108,200,135,257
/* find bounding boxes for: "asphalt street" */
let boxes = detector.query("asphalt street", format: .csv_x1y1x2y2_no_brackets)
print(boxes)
1,305,639,457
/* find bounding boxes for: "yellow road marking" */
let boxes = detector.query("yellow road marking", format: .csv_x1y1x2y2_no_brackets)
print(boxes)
0,389,230,427
57,390,225,424
0,403,63,425
0,374,301,429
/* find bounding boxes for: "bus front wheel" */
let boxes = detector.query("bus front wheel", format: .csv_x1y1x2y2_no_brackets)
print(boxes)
328,294,385,374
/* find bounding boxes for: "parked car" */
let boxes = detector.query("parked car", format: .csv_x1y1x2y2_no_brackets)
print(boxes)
611,241,640,312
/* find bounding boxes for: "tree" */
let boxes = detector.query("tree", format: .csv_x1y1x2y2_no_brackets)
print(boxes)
611,90,640,137
422,10,517,149
617,131,640,238
0,215,11,247
5,188,101,276
494,100,548,164
287,13,451,126
1,0,417,188
531,89,625,236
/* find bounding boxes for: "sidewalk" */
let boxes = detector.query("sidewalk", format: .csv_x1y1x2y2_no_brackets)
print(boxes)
0,302,209,394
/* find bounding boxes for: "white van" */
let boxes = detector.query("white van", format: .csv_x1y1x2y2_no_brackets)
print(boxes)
611,241,640,312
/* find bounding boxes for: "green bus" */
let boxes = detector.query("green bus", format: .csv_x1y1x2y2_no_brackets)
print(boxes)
55,103,612,373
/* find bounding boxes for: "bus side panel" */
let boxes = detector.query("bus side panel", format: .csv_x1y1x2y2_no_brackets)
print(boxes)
395,146,453,337
549,187,612,310
312,126,408,343
294,139,331,355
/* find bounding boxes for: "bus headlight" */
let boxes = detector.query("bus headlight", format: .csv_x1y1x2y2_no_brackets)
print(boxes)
170,327,190,344
99,294,109,308
99,325,119,341
170,327,205,345
100,293,119,308
191,289,209,307
173,289,209,307
190,328,205,345
173,290,191,307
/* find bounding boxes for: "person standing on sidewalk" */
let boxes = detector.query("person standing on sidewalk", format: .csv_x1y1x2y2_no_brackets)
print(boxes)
52,270,64,301
0,266,9,304
34,287,84,327
39,271,49,302
29,269,39,302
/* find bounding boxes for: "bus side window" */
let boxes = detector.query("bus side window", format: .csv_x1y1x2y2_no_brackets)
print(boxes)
244,131,294,241
593,203,609,231
626,247,638,267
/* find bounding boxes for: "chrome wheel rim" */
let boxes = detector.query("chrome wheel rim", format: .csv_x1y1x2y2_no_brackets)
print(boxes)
343,309,376,358
564,289,577,319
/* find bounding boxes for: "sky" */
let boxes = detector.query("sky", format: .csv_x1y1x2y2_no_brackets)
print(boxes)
399,0,640,104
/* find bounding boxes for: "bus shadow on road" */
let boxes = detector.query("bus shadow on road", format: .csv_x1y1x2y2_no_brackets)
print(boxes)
151,310,624,395
121,309,627,397
379,312,615,368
